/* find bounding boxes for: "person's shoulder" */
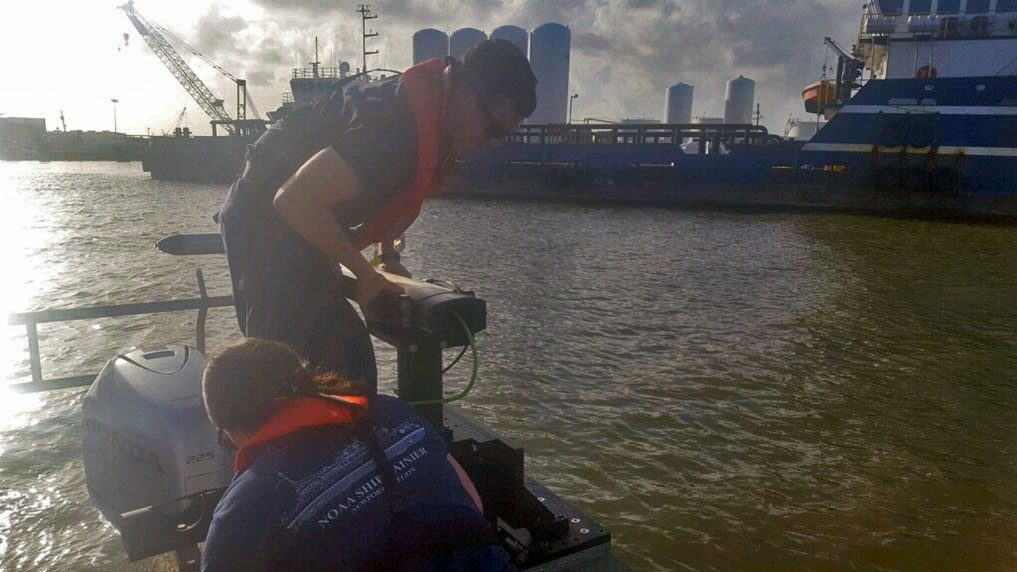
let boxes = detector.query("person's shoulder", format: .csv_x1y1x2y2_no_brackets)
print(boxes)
371,393,421,417
369,394,447,436
353,73,407,103
202,472,284,572
343,75,411,124
211,467,281,526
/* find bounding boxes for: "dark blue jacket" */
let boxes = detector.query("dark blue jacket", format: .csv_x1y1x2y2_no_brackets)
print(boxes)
201,395,508,572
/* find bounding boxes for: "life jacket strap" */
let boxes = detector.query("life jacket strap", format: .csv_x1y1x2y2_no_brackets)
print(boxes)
349,404,407,515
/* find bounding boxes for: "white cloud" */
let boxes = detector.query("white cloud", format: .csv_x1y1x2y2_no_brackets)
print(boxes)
1,0,862,135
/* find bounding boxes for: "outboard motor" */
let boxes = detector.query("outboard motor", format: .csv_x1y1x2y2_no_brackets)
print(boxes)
82,345,233,563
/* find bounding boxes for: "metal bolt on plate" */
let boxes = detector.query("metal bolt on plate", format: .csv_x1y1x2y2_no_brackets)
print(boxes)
580,528,589,534
570,517,581,523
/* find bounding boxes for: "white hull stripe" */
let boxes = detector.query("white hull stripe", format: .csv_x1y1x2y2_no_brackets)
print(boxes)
802,142,1017,157
839,105,1017,116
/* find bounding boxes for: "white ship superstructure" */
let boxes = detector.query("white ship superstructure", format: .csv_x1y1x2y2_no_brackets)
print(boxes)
858,0,1017,79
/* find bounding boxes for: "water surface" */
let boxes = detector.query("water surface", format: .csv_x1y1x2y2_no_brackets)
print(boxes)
2,162,1016,571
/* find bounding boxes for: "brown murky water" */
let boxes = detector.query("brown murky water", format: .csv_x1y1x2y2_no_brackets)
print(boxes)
2,162,1016,571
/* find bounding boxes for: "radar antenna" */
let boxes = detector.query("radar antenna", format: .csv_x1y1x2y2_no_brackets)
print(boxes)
357,4,379,79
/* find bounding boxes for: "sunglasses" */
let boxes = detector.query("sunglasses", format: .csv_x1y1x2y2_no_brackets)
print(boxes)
471,83,511,140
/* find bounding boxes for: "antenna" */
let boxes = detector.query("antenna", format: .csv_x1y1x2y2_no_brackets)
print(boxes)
357,4,379,79
110,98,119,133
753,103,763,126
59,109,67,132
311,36,320,78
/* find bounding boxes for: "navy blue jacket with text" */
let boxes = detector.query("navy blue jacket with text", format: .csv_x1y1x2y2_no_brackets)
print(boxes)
201,394,509,572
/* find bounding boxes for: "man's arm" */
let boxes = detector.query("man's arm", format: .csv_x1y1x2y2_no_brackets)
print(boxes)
273,147,403,317
274,146,373,277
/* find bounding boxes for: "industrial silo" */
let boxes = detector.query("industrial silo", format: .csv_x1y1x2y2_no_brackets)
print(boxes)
412,29,449,64
664,82,693,124
529,23,571,124
723,75,755,124
785,119,827,140
490,25,528,57
450,28,487,60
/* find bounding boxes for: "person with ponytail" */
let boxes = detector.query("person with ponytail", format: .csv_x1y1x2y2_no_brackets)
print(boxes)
200,337,508,572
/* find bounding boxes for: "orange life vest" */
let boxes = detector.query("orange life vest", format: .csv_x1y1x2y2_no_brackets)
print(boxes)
353,58,454,249
234,395,369,473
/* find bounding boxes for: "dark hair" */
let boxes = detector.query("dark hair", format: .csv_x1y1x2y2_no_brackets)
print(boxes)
460,38,538,118
202,337,360,433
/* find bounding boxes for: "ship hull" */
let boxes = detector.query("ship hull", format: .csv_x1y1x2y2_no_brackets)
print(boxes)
444,76,1017,218
142,134,252,184
443,157,1017,220
141,77,1017,218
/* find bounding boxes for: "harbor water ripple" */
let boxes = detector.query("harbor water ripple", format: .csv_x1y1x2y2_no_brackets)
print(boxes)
2,162,1016,571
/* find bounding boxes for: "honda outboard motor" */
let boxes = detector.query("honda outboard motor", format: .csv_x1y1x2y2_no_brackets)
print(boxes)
82,345,233,562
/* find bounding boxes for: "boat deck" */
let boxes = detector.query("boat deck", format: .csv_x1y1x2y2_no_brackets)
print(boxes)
107,405,629,572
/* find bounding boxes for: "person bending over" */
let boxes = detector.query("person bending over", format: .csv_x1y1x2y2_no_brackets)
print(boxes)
200,337,508,571
217,39,537,392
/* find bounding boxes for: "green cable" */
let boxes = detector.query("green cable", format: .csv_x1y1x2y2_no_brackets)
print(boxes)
407,312,478,406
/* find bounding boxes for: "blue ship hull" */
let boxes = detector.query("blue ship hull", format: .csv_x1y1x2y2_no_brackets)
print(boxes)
445,76,1017,218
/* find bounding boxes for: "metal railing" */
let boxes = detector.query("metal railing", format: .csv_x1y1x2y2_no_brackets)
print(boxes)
507,123,776,146
291,67,348,79
861,12,1017,38
6,270,232,394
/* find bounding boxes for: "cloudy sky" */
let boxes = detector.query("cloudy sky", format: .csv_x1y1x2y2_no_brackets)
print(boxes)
2,0,861,136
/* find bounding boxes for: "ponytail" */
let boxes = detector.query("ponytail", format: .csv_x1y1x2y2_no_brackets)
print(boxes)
202,337,360,433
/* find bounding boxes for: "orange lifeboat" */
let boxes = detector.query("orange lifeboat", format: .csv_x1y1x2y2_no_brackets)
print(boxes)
802,80,836,114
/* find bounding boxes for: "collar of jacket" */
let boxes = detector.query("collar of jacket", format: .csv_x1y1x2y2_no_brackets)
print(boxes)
234,395,368,473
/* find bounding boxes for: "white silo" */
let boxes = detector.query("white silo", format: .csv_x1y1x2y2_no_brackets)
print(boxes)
491,25,528,57
450,28,488,60
412,29,449,64
664,82,693,124
723,75,755,124
785,119,827,140
529,23,571,124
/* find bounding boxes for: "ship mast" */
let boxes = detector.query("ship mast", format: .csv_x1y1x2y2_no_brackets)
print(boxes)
311,36,321,78
357,4,379,79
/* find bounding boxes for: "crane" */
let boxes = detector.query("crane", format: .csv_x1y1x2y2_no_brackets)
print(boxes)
119,1,260,135
823,36,859,62
172,105,187,132
153,21,262,121
823,36,864,105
